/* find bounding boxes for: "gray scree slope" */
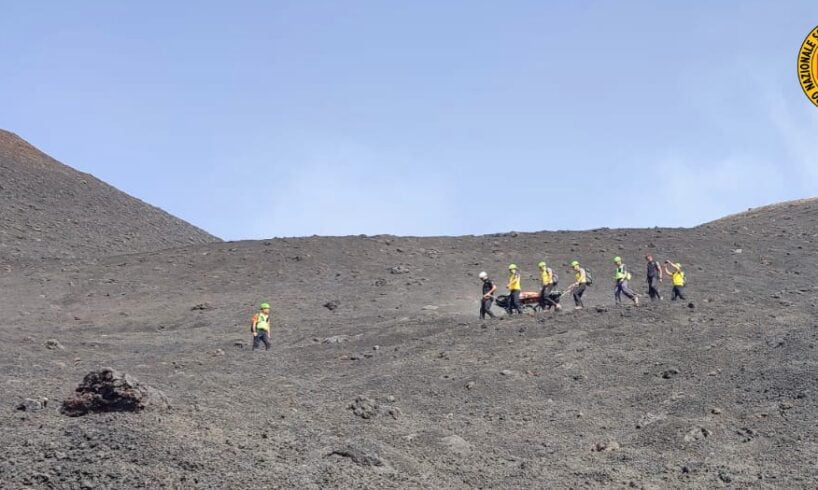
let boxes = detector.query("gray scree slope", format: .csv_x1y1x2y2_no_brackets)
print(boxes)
0,132,817,488
0,130,219,263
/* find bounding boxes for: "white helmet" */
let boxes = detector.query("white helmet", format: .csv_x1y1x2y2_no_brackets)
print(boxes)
478,271,488,280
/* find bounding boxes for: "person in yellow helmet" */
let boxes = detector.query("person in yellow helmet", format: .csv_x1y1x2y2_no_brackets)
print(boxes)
506,264,524,315
251,303,272,350
537,261,561,311
613,256,639,306
663,260,687,301
569,260,589,309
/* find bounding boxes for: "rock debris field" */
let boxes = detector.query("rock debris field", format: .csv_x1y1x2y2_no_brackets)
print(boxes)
1,132,818,488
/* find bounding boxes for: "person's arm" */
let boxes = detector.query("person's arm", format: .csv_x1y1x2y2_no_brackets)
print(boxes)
251,315,258,336
657,262,663,281
488,283,497,297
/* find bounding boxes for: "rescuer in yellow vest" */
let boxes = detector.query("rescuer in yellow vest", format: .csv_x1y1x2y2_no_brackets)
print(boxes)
506,264,524,315
613,256,639,306
663,261,687,301
251,303,272,350
538,261,561,311
569,261,590,309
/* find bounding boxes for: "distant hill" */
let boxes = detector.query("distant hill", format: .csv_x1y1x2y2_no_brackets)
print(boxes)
703,197,818,229
0,130,219,262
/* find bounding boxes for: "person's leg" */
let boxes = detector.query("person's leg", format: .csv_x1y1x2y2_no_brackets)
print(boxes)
648,277,659,300
614,283,622,304
677,286,686,300
541,284,557,309
262,332,271,350
545,284,559,309
620,281,639,304
481,299,494,319
539,285,548,310
672,286,679,301
252,334,261,350
485,298,496,318
574,284,585,308
512,290,523,314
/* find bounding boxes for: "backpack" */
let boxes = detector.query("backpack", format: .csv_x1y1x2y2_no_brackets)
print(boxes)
584,268,594,286
551,270,559,286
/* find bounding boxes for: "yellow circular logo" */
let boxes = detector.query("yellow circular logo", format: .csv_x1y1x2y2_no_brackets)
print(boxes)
798,25,818,107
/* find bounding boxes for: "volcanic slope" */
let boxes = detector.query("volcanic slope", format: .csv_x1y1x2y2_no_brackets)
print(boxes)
0,130,218,263
1,199,817,488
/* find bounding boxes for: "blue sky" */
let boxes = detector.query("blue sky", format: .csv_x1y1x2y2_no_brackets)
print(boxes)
1,1,817,239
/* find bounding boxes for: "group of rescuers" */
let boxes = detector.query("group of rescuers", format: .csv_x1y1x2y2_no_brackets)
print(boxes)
478,255,686,319
247,255,687,349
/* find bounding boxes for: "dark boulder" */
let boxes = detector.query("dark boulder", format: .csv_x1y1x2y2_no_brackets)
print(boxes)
61,368,169,417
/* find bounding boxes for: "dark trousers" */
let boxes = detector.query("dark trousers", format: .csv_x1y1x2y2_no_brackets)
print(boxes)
480,298,496,319
539,284,557,309
647,276,662,301
573,284,587,307
614,280,636,304
671,285,686,301
508,290,523,314
253,331,271,350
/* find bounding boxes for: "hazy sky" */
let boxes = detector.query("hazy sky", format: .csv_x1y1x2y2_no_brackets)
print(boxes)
2,2,817,239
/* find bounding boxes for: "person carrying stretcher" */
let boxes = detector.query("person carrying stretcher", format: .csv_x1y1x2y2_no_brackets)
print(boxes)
538,261,561,311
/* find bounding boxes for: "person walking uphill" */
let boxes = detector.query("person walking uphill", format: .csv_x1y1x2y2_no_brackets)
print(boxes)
251,303,272,350
664,261,687,301
538,261,561,311
613,256,639,306
506,264,524,315
645,254,663,301
569,261,590,309
478,271,497,319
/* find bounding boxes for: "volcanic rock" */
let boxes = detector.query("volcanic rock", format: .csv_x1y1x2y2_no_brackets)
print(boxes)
349,396,379,419
440,435,472,456
329,445,384,467
60,368,169,416
16,397,48,412
45,339,64,350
